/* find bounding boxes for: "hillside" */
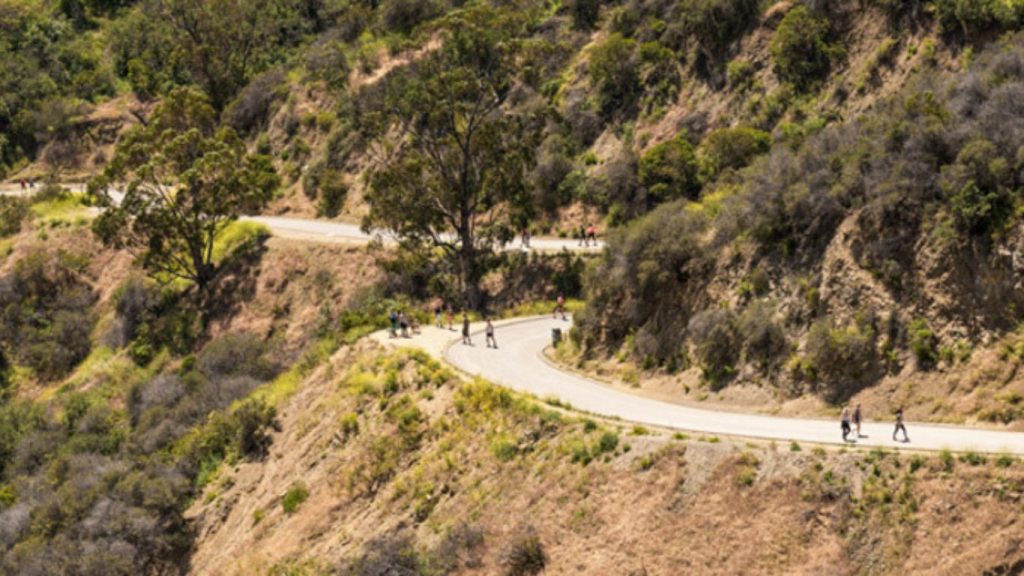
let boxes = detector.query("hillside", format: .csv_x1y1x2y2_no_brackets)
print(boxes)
6,1,1024,575
184,343,1024,575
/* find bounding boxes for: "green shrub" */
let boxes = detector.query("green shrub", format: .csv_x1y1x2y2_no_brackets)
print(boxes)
908,318,938,369
597,431,619,454
0,249,96,380
959,451,987,466
770,6,844,90
688,309,739,388
565,0,601,30
282,481,309,514
501,529,547,576
340,412,359,439
939,449,955,472
699,126,770,178
0,196,29,237
638,133,700,203
802,316,878,403
933,0,1021,38
941,138,1013,236
726,58,755,89
197,332,274,381
589,33,640,117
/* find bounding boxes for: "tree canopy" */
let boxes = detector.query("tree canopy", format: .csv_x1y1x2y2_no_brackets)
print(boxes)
362,8,535,309
89,87,279,297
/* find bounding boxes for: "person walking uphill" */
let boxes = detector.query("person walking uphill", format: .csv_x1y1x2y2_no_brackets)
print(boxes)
853,403,863,438
841,406,852,442
893,408,910,443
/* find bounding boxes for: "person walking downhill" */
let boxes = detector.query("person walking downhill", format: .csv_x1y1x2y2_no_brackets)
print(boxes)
578,224,588,247
853,403,863,438
521,228,531,250
841,406,852,442
893,408,910,443
586,223,597,246
485,318,497,349
461,311,472,346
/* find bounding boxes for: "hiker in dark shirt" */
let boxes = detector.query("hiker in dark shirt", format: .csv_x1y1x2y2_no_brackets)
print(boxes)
893,408,909,443
841,406,852,442
461,312,472,346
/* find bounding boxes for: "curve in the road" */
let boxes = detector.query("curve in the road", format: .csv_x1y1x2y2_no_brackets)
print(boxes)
444,316,1024,455
1,184,601,253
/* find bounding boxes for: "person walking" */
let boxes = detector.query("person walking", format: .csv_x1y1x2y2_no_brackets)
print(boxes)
521,229,531,249
893,408,909,442
398,311,409,338
586,223,597,245
388,310,399,338
853,403,863,438
578,224,588,247
434,300,444,328
553,294,567,321
461,311,472,346
446,305,455,331
841,406,852,442
485,318,497,349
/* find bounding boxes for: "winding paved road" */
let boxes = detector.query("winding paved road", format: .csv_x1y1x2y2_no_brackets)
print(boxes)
445,317,1024,455
10,182,1024,453
0,184,600,253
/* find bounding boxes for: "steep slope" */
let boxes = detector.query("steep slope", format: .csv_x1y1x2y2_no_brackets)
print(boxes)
186,343,1024,575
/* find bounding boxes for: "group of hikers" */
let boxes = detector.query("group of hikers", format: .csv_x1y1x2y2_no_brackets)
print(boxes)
516,223,598,250
393,304,495,347
17,178,36,190
840,403,910,443
393,294,574,349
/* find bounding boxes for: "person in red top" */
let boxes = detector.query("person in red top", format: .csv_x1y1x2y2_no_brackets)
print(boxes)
586,223,597,245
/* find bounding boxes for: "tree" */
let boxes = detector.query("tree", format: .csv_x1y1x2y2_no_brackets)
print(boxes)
89,87,278,299
156,0,304,110
362,8,534,309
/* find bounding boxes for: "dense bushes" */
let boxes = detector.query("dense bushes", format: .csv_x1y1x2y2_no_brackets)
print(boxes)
770,6,844,90
688,309,739,386
639,133,701,204
589,34,640,118
0,197,29,237
565,0,601,30
581,30,1024,402
0,329,282,575
800,317,879,402
699,126,771,178
0,250,96,381
0,4,115,172
933,0,1024,38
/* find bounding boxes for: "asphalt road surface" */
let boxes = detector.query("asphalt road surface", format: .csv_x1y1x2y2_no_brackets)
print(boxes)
445,316,1024,455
